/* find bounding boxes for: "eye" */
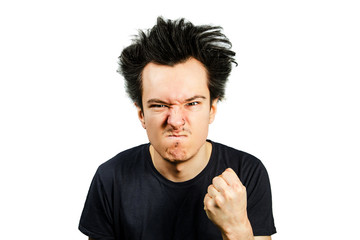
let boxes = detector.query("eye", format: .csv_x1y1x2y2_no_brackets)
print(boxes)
186,102,199,106
150,104,168,108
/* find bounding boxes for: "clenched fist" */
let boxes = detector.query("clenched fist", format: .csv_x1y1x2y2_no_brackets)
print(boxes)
204,168,254,240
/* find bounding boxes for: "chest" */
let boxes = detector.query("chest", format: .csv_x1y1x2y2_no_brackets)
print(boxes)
114,177,222,240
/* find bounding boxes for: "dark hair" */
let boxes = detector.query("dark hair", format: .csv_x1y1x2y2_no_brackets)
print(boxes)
118,17,237,110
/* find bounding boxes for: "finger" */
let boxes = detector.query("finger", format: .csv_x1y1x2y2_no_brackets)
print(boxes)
203,193,215,210
221,168,243,187
207,184,219,198
212,175,229,193
204,190,224,209
204,193,209,209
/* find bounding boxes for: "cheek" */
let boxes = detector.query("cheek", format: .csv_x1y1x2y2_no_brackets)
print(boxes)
188,112,211,132
144,114,167,134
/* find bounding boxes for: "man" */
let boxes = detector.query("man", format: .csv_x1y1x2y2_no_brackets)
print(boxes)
79,17,276,240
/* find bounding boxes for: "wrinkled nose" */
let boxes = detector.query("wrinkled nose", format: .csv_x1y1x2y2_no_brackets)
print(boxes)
167,107,185,129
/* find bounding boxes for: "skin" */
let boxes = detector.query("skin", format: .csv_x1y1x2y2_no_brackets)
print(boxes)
88,58,271,240
204,168,271,240
137,58,216,182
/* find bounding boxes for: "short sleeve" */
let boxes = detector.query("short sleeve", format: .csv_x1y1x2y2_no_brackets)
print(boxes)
243,159,276,236
79,168,115,240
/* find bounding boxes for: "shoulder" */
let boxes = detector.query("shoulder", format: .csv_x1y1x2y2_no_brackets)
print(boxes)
95,143,149,181
210,142,276,235
210,141,268,184
211,140,263,167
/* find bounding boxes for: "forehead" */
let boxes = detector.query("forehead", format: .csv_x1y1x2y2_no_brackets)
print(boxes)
141,58,209,102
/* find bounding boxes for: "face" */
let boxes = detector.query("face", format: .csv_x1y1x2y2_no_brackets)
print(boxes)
137,58,217,163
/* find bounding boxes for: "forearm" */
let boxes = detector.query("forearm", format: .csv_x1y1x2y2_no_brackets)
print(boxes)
220,217,254,240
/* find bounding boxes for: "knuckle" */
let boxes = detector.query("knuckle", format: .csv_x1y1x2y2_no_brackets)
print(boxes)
214,195,224,206
222,171,231,178
234,182,245,192
212,176,219,184
234,183,242,192
204,198,215,211
204,195,210,204
222,190,233,201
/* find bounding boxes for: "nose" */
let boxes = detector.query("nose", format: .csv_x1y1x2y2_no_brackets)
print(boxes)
167,106,185,129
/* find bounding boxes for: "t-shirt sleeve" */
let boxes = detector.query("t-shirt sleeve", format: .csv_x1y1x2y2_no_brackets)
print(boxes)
241,157,277,236
79,167,115,240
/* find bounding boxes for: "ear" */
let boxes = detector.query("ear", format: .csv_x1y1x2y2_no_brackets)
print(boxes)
209,98,218,124
135,103,146,129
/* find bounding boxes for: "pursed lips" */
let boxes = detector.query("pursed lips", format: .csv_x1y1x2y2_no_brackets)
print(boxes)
166,134,188,138
163,128,191,139
165,131,189,138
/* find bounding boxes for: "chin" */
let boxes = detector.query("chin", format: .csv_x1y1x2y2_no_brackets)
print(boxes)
164,144,189,162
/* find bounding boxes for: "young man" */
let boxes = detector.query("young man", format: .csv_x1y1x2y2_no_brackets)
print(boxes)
79,17,276,240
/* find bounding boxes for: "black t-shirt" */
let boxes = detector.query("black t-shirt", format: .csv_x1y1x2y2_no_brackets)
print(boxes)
79,140,276,239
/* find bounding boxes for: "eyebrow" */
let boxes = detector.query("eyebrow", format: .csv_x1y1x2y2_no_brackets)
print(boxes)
185,95,207,102
146,95,206,105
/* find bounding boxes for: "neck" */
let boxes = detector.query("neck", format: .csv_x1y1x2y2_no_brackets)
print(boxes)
150,141,212,182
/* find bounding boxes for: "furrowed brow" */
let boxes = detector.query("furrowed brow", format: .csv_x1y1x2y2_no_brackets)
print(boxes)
147,99,169,105
146,95,206,105
185,95,207,102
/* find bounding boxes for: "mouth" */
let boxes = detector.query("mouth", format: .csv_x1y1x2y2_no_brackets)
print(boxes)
164,129,191,139
167,134,187,138
165,131,189,139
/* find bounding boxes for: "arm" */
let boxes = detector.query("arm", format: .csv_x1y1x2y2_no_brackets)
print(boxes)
79,167,115,240
204,168,272,240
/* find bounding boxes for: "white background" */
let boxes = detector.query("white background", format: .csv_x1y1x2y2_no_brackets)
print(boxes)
1,0,359,239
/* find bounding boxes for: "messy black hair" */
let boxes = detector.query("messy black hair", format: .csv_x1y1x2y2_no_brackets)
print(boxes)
118,17,237,110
